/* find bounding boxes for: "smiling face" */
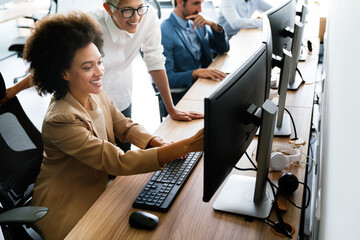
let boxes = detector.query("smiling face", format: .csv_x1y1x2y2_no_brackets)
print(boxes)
63,43,104,106
105,0,146,34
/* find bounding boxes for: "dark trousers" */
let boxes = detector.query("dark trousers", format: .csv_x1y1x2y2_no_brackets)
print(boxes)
115,104,132,152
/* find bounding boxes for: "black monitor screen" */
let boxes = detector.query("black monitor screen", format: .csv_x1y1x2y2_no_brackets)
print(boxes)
266,0,296,58
203,43,268,202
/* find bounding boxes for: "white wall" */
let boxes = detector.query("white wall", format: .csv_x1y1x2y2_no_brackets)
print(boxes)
319,0,360,239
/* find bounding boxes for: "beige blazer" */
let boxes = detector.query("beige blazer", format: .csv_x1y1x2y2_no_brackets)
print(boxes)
31,91,161,240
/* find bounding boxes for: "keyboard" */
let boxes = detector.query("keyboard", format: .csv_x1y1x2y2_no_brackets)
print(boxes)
132,151,203,212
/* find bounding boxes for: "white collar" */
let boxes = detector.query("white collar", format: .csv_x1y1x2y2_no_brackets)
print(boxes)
104,13,134,43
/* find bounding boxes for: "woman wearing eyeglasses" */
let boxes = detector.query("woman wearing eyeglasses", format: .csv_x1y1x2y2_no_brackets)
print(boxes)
92,0,203,126
0,0,203,150
26,11,203,240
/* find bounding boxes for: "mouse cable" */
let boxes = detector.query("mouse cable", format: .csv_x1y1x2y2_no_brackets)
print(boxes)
296,67,305,83
266,177,293,238
233,166,257,171
233,152,257,172
267,177,311,210
236,153,292,238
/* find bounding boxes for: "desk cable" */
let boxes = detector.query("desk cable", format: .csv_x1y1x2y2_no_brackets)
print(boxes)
243,151,312,211
235,152,293,238
234,152,313,238
283,107,298,141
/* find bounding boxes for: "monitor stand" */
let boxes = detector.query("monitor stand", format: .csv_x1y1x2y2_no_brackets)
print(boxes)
214,99,278,219
270,71,303,90
256,113,291,137
274,112,292,136
272,49,292,136
287,73,304,90
213,175,276,219
299,45,308,61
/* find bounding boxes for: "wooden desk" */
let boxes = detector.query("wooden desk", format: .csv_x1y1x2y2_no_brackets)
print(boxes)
65,101,313,240
0,0,49,23
182,29,264,101
66,25,318,240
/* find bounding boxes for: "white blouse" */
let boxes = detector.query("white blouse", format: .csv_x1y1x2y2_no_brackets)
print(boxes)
89,6,166,111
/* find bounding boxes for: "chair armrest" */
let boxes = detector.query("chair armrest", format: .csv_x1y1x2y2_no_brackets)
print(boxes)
153,88,187,96
0,206,48,224
16,25,34,29
23,16,39,22
170,88,187,94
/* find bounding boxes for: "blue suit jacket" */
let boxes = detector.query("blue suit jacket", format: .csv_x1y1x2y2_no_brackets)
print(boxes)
161,14,230,91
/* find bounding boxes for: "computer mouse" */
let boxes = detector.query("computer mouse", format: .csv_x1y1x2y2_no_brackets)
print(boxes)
129,211,159,229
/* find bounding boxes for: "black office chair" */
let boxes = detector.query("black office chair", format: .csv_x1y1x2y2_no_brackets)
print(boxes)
150,81,186,122
146,0,161,18
8,0,58,84
0,72,48,240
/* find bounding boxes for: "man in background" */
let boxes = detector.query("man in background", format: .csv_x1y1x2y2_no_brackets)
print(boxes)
218,0,272,38
161,0,230,108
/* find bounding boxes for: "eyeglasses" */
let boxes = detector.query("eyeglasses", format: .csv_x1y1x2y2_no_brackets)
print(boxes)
108,2,149,18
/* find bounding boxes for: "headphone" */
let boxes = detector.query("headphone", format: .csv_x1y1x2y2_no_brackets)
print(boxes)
269,144,301,171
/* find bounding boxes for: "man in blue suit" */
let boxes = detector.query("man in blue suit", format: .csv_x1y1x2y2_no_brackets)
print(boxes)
161,0,230,106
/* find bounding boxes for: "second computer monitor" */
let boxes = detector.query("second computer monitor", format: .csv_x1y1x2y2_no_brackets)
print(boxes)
288,4,308,90
203,42,278,219
266,0,296,59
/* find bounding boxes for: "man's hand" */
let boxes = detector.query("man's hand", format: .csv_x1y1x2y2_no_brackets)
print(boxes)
192,68,227,82
0,87,17,107
186,14,221,31
168,108,204,121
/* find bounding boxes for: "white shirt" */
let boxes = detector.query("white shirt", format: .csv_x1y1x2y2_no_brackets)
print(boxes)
218,0,272,37
89,6,166,111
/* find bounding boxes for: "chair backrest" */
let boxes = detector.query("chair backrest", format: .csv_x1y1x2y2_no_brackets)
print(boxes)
146,0,161,19
48,0,58,15
0,72,43,210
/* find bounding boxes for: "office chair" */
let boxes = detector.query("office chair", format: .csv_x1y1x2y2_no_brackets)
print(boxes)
146,0,161,19
0,72,48,240
8,0,58,84
151,82,186,122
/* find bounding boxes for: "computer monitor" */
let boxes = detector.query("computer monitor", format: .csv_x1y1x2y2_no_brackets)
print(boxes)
203,43,278,219
262,14,273,101
266,0,296,58
265,0,296,136
257,15,292,136
288,5,308,90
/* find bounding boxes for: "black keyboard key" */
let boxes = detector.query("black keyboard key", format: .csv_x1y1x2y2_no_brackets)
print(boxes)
132,152,202,212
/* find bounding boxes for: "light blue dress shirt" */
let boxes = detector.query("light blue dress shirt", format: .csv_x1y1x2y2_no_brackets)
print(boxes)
172,12,202,66
218,0,272,37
